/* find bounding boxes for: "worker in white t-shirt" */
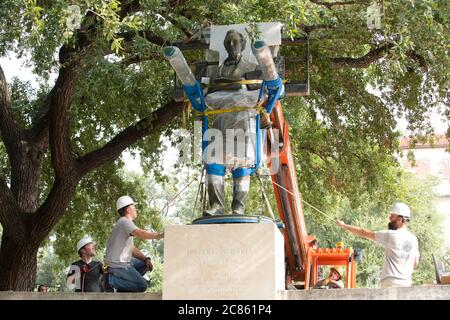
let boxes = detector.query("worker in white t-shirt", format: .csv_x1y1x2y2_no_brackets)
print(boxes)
336,202,420,288
104,196,164,292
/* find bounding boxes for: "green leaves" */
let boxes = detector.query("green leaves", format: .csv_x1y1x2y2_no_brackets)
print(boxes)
245,23,262,44
24,0,44,28
0,0,448,289
110,37,124,55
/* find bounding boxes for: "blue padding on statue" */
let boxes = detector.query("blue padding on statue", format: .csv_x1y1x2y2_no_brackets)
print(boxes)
183,81,206,112
266,77,283,91
206,163,226,176
265,77,284,114
232,168,254,178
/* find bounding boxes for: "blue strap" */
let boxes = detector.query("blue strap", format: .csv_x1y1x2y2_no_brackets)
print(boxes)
183,81,209,153
255,113,261,168
201,116,209,153
251,77,283,170
183,81,206,112
206,165,255,177
232,167,255,178
206,163,226,176
184,79,273,172
264,77,284,114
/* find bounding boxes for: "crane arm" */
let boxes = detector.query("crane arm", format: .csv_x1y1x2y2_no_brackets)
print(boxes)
266,101,315,281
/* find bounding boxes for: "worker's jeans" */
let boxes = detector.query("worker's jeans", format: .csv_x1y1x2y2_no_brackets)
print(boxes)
108,258,148,292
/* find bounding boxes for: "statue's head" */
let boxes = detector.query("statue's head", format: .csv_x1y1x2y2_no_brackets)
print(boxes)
223,29,246,60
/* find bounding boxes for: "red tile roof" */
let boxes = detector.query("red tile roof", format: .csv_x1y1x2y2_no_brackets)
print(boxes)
400,134,449,149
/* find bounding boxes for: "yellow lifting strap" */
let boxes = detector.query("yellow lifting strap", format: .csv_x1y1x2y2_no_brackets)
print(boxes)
204,79,263,88
181,92,192,128
184,78,288,117
204,79,288,88
194,103,265,117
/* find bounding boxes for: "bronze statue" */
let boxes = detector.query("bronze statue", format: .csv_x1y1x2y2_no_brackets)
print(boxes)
203,30,261,216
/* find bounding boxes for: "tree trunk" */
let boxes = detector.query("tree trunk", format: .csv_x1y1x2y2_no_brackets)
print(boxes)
10,141,44,213
0,177,78,291
0,232,38,291
0,3,188,292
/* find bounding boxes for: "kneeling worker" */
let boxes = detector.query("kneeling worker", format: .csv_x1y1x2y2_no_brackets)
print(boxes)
104,196,164,292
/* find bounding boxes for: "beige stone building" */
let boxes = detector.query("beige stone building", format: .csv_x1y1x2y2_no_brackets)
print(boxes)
400,135,450,244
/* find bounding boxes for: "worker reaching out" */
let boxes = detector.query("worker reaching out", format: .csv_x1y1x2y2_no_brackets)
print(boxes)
336,202,420,288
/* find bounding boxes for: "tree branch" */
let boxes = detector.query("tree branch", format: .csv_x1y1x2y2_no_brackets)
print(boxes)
118,53,160,68
330,43,428,70
0,176,23,238
32,178,78,244
0,64,23,160
297,23,336,34
76,100,182,176
48,60,79,178
26,96,50,149
2,67,47,212
120,29,167,47
331,43,394,68
119,0,141,20
48,12,101,178
28,1,192,150
309,0,367,9
28,10,100,155
168,0,191,8
164,14,194,38
407,50,428,70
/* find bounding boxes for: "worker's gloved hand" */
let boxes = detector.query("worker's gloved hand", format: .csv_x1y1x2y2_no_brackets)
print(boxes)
145,258,154,272
335,220,345,228
322,278,330,285
260,112,271,129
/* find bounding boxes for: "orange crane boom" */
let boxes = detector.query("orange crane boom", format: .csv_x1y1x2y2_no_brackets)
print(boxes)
266,100,315,282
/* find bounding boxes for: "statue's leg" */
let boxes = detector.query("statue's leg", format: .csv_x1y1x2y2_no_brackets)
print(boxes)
231,168,251,215
204,164,226,216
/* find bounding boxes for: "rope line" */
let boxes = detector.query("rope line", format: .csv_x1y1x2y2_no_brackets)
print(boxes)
269,178,336,222
160,177,197,216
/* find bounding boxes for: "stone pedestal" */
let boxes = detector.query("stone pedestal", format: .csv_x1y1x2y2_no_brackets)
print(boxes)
162,223,285,300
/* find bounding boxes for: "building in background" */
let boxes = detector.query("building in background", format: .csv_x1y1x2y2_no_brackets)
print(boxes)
400,134,450,243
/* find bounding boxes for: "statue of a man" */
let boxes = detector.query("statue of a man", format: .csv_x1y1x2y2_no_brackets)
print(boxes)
203,29,260,216
211,29,258,81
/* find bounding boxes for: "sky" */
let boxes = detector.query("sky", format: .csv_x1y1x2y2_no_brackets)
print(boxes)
0,53,51,85
396,109,448,135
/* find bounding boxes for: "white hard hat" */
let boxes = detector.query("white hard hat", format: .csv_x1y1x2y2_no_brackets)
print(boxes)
76,237,94,253
391,202,411,219
116,195,136,211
